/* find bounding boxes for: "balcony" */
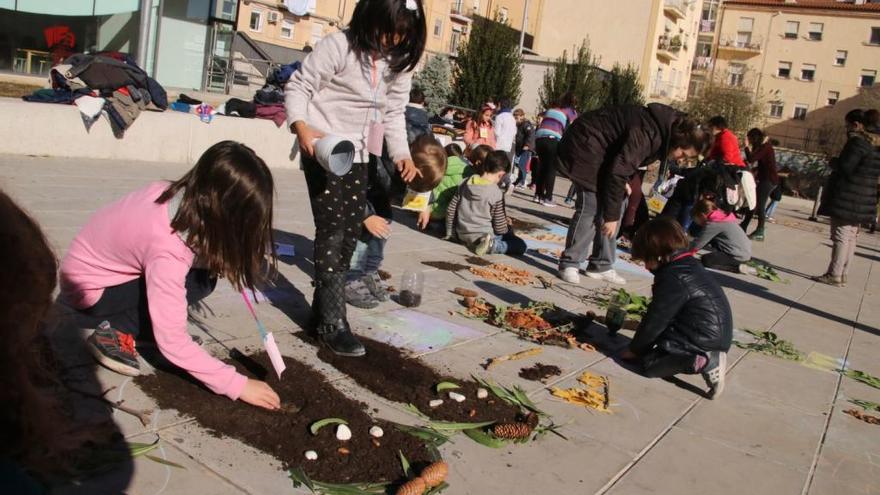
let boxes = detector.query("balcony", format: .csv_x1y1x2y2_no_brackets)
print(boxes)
692,56,713,75
717,34,763,56
699,19,716,34
664,0,687,20
657,35,682,61
450,3,473,23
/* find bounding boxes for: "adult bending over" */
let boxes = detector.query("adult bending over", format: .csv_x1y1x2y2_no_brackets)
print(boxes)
556,103,709,284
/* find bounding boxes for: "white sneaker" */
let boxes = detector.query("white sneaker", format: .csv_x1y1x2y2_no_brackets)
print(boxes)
738,263,758,276
559,267,580,284
473,233,494,256
585,269,626,285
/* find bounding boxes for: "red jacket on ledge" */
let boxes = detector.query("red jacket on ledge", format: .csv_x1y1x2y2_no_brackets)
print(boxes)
708,128,745,166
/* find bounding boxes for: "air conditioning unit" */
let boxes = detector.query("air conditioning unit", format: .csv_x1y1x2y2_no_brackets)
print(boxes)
268,11,279,23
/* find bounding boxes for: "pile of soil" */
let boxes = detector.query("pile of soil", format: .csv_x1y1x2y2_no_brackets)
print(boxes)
306,335,521,424
519,363,562,382
422,260,470,272
135,352,434,485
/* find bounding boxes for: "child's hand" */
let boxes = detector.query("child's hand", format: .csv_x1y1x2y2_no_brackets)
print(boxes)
618,349,638,361
396,158,421,183
602,220,619,238
417,210,431,230
292,121,325,157
240,379,281,410
364,215,391,239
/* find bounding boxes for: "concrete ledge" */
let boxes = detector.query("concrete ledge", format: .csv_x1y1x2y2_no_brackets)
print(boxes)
0,97,300,168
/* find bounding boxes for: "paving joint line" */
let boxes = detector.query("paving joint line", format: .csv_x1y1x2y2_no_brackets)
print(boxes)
160,438,254,495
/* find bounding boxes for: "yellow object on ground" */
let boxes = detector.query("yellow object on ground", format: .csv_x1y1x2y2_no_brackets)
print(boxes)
550,371,611,413
485,347,543,369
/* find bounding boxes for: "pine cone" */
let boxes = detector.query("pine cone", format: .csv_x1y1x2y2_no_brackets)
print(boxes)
525,412,539,430
420,461,449,488
493,421,532,439
396,477,426,495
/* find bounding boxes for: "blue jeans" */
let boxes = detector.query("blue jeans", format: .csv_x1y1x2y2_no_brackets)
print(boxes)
514,151,531,186
348,235,386,280
766,200,779,218
490,231,527,255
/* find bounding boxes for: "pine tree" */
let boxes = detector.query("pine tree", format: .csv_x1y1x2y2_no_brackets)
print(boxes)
413,54,452,115
452,14,522,109
538,40,606,114
604,63,645,107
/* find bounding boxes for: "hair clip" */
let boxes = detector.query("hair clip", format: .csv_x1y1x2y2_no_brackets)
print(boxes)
405,0,418,11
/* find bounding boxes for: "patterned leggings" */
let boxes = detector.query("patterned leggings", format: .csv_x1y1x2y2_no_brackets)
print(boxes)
302,156,369,274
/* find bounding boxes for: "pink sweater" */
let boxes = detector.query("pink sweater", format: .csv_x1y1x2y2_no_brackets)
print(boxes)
60,182,247,400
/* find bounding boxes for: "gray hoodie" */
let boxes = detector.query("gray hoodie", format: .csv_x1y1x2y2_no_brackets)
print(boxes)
447,176,508,245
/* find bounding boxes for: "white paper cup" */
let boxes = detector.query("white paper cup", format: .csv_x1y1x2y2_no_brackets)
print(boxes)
314,135,355,176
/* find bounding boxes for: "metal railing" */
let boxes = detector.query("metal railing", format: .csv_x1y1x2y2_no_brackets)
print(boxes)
700,19,716,33
718,34,763,52
692,56,713,71
658,35,683,54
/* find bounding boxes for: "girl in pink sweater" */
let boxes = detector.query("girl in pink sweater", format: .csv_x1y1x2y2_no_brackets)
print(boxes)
60,141,281,410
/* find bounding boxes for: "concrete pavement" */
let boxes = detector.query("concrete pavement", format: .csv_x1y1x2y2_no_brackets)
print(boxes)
1,154,877,495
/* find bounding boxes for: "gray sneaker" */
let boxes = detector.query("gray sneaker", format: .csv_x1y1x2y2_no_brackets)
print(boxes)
87,321,140,376
473,233,494,256
362,272,389,302
700,351,727,399
344,279,380,309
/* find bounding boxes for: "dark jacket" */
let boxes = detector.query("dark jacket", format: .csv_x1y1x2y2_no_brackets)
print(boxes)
405,104,431,144
630,254,733,356
827,131,880,224
63,53,168,110
558,103,682,222
515,119,536,153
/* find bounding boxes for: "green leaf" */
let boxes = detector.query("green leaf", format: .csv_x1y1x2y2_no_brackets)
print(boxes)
839,369,880,390
309,418,348,435
402,403,430,419
435,381,461,393
849,399,880,412
462,428,507,448
129,441,161,457
398,450,414,478
427,420,496,431
394,424,452,446
144,454,186,470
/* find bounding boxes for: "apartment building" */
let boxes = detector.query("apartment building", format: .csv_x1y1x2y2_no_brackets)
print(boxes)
711,0,880,151
690,0,723,95
235,0,355,56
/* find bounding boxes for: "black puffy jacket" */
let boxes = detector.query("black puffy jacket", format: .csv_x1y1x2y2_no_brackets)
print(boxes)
629,254,733,356
557,103,683,222
828,131,880,224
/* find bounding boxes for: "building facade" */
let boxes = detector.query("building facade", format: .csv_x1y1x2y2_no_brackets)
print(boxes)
711,0,880,151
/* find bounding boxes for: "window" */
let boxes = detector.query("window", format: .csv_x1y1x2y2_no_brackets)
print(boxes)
433,19,443,37
800,64,816,81
728,64,745,87
827,91,840,106
808,22,823,41
220,1,235,21
499,7,509,23
793,104,808,120
871,27,880,45
249,10,263,31
310,23,324,45
737,17,754,32
834,50,847,66
769,103,784,118
777,61,792,78
861,69,877,87
737,17,753,47
281,20,294,39
785,21,799,39
450,27,462,53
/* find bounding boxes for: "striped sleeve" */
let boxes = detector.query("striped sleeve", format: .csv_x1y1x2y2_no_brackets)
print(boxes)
491,198,509,235
445,189,462,238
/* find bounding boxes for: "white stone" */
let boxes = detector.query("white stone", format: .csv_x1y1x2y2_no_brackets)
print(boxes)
369,426,384,438
336,424,352,441
429,399,444,408
304,450,318,461
476,388,489,399
449,391,466,403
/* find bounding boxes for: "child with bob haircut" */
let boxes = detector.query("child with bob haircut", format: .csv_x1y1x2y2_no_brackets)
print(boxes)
446,151,527,256
621,217,732,399
61,141,281,411
285,0,426,357
417,142,475,232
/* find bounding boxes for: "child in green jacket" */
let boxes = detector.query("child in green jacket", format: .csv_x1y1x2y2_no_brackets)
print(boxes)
418,144,490,232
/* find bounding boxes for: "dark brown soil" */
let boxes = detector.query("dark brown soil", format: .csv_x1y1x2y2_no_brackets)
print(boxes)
421,260,470,272
306,335,521,424
135,352,434,485
399,290,422,307
508,217,544,233
465,256,493,267
518,363,562,381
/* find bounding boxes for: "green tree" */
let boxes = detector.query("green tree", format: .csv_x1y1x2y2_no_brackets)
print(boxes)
683,70,764,134
414,54,452,115
452,15,522,109
537,40,605,114
603,63,644,107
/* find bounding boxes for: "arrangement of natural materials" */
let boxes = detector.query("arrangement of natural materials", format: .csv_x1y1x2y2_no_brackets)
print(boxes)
519,363,563,382
550,371,611,413
838,368,880,390
734,329,804,361
843,409,880,425
483,348,543,369
462,298,594,351
468,263,536,286
596,288,651,320
136,352,441,489
746,260,786,283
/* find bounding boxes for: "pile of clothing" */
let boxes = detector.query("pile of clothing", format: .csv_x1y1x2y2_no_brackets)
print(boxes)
219,61,299,128
22,52,167,138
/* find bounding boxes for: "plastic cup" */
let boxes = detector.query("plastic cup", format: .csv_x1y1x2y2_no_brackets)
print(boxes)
399,270,424,308
314,135,355,176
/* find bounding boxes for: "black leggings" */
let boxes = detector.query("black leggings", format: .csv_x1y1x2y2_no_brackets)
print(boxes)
741,180,777,232
534,137,560,201
641,338,703,378
700,251,743,273
302,156,369,274
75,269,216,337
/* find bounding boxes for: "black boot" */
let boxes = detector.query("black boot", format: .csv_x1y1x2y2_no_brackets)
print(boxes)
312,272,366,357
